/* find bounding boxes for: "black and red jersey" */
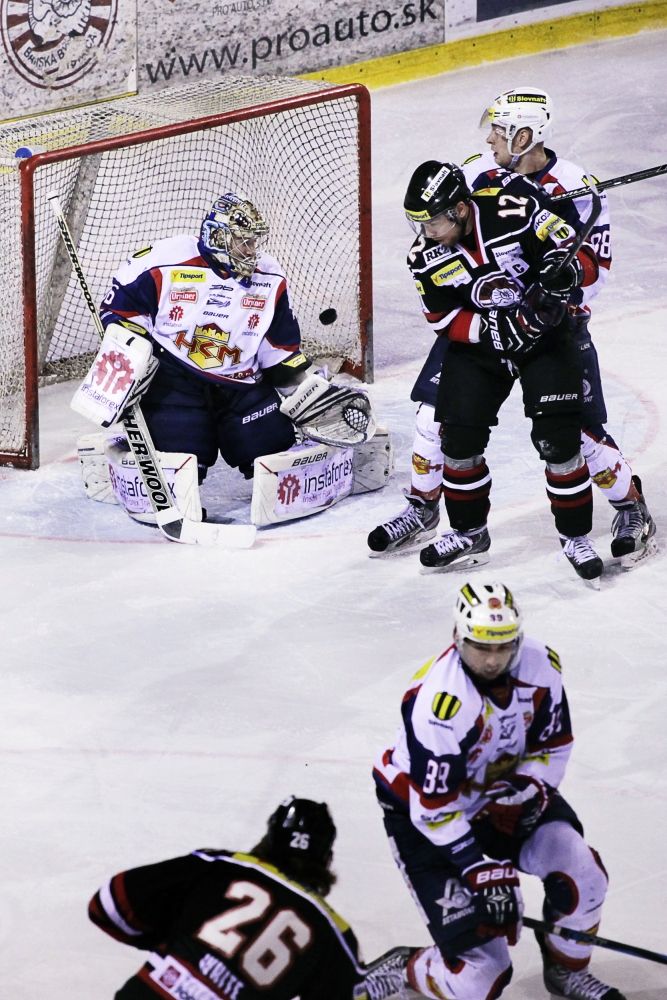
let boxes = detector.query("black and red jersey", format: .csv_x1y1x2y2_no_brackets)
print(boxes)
90,849,364,1000
407,189,598,346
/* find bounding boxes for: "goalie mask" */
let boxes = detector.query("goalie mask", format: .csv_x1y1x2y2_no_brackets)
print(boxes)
453,580,523,674
404,161,470,238
200,193,269,279
480,87,553,167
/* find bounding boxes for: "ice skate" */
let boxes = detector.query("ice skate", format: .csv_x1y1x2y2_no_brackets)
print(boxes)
420,525,490,572
368,492,439,556
364,946,420,1000
610,476,657,568
559,534,603,588
543,960,627,1000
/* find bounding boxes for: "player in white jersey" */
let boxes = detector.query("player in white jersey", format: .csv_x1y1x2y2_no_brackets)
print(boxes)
374,580,626,1000
99,193,310,482
459,88,655,565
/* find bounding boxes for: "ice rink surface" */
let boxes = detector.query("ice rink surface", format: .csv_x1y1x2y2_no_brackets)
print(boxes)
1,30,667,998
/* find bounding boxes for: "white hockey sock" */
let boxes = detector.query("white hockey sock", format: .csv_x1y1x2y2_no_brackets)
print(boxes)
581,429,632,503
411,403,444,495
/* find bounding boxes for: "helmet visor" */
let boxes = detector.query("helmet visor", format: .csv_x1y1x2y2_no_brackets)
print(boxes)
406,205,459,239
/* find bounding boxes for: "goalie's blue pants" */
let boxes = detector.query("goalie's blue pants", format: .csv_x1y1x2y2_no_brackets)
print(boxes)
141,351,296,479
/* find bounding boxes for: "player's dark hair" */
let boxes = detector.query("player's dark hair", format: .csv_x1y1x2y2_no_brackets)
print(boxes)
249,834,337,897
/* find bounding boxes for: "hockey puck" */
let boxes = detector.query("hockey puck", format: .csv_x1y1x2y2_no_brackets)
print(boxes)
319,308,337,325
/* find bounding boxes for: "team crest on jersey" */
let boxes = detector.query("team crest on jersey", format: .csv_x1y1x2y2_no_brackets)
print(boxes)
432,260,470,288
432,692,461,721
174,324,241,370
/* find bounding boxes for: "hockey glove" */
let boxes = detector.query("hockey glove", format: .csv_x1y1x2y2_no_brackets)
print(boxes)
478,307,544,356
485,775,551,837
280,373,377,447
539,248,585,294
463,860,523,945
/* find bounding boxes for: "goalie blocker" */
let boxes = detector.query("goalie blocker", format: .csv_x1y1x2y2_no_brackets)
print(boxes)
72,323,158,428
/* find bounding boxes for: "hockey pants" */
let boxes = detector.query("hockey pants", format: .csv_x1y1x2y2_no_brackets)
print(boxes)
427,340,596,536
386,813,609,1000
141,349,296,479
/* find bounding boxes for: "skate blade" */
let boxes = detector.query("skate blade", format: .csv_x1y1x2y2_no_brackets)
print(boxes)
585,575,601,590
420,551,490,574
369,528,437,558
621,535,658,570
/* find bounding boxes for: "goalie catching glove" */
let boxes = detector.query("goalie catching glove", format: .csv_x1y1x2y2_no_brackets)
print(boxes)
279,373,377,447
71,323,159,428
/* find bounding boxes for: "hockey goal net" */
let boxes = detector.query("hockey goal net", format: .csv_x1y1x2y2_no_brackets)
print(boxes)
0,77,372,469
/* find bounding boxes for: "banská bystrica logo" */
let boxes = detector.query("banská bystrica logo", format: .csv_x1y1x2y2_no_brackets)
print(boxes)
1,0,117,89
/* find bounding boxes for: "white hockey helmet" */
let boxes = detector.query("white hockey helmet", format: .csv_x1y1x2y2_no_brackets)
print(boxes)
453,580,522,646
200,193,269,278
480,87,553,166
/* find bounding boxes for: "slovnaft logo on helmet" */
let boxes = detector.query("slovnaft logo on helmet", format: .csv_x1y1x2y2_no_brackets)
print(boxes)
422,165,450,202
507,94,547,103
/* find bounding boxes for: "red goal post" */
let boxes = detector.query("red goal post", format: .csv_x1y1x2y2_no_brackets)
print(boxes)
0,78,372,469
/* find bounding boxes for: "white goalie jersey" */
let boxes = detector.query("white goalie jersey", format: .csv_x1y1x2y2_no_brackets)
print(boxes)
100,235,302,385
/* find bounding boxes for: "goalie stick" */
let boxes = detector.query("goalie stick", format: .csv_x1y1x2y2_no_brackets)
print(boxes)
550,161,667,203
47,192,255,549
523,916,667,967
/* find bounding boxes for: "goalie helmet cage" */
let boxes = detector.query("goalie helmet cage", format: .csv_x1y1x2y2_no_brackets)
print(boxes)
0,77,372,470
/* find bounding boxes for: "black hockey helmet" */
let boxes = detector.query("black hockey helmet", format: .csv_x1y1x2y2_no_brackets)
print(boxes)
266,796,336,866
404,161,470,231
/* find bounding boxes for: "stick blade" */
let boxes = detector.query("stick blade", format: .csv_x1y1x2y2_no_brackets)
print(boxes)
161,516,256,549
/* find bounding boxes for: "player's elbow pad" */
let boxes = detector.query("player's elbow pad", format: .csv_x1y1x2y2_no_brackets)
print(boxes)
262,351,311,388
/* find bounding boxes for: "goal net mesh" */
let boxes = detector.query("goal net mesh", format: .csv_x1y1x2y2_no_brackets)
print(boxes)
0,77,368,464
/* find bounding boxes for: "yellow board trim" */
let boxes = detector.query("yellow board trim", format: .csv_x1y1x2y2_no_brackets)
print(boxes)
300,1,667,90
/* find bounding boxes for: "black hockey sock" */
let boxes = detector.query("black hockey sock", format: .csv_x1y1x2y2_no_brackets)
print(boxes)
442,460,491,532
545,461,593,537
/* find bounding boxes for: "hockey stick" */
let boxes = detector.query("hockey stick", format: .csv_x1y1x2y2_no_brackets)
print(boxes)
550,162,667,203
523,916,667,967
47,192,255,549
550,174,602,279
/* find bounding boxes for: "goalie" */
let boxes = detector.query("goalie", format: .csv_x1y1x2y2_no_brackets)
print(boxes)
74,193,389,526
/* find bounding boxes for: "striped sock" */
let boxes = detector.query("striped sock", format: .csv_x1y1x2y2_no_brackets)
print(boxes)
442,460,491,531
545,461,593,537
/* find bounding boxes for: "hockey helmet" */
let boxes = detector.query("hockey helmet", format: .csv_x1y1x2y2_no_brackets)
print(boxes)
404,161,470,235
266,796,336,866
200,193,269,278
453,580,523,646
480,87,553,165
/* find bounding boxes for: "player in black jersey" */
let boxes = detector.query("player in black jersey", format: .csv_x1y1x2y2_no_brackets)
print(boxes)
89,797,408,1000
371,160,603,583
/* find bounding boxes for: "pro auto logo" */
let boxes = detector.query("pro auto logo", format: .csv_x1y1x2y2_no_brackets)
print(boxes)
2,0,117,89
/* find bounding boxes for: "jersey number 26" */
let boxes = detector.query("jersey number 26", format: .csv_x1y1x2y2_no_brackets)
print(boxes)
197,880,312,987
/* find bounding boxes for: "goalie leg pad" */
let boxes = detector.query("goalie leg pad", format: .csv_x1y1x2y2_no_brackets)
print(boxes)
104,437,202,524
71,323,156,428
77,433,118,504
251,441,354,526
351,425,394,494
